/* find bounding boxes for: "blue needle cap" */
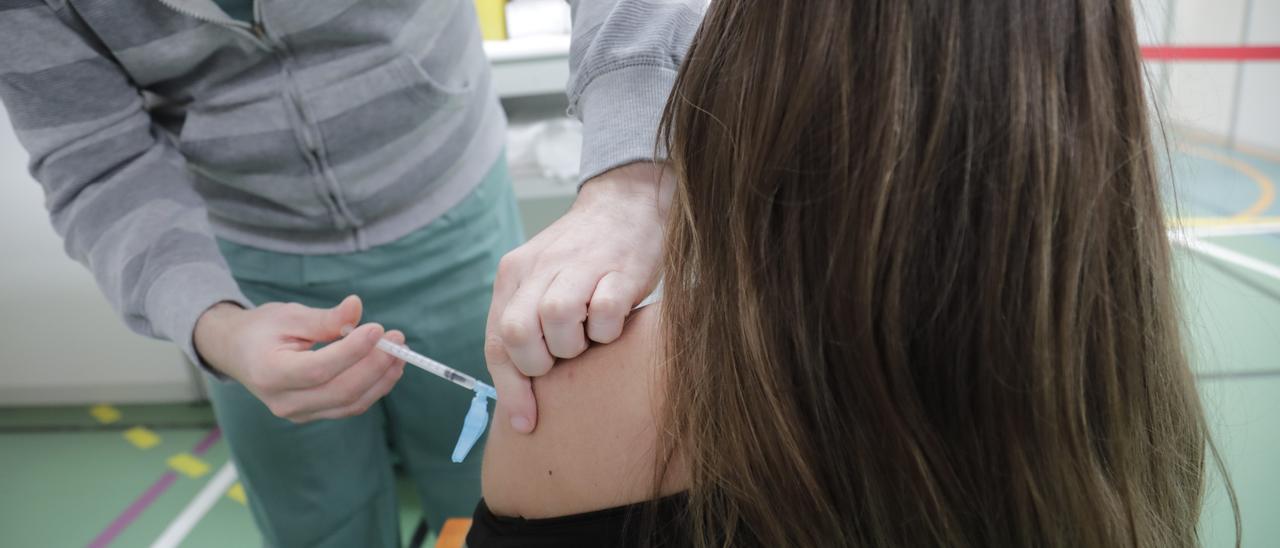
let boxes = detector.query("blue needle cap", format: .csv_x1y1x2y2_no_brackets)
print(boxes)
451,389,492,463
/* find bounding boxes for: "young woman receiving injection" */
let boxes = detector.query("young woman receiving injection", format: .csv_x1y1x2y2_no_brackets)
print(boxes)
471,0,1233,546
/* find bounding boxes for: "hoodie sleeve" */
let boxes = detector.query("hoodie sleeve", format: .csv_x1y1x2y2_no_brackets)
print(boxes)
0,1,251,371
565,0,707,185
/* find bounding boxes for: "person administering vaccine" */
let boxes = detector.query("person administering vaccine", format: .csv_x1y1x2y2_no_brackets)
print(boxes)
0,0,705,544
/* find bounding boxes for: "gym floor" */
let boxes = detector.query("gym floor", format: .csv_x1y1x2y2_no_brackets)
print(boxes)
1,137,1277,547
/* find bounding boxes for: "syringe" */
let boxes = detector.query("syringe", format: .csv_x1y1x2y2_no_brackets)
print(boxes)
372,338,497,400
341,325,496,400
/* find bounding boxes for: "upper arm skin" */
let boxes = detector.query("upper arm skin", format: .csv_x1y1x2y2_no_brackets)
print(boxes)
481,306,684,519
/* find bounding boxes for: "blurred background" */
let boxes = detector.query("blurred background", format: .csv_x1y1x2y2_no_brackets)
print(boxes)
0,0,1276,546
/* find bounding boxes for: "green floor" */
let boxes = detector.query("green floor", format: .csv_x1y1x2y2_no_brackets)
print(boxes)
1174,141,1280,547
1,142,1278,547
0,404,432,547
1183,239,1280,547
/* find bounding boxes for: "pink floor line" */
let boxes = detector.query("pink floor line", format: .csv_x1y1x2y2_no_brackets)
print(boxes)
86,427,223,548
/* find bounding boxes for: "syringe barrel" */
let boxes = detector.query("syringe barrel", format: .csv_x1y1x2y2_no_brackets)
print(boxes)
376,339,479,390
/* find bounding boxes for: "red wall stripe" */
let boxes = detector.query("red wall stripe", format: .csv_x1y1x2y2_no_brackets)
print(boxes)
1142,45,1280,61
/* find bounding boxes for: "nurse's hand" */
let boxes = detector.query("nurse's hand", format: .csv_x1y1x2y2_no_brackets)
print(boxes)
194,295,407,423
487,162,672,434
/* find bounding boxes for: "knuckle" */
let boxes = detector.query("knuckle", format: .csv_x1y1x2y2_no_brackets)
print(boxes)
270,302,303,320
549,344,585,360
524,363,553,378
499,318,537,345
539,296,582,323
483,335,507,363
520,355,554,377
496,253,525,278
589,295,627,318
590,329,621,344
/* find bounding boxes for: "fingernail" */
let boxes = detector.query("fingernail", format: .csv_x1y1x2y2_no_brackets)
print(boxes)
340,325,355,337
510,416,531,433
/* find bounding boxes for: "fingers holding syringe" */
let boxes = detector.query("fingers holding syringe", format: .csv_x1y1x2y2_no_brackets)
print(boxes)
298,330,407,422
269,322,383,391
274,328,406,422
309,328,406,417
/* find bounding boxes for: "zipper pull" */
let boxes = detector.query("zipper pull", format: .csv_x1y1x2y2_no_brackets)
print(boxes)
252,22,266,40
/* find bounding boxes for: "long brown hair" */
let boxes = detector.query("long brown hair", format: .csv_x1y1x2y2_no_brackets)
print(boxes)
657,0,1226,546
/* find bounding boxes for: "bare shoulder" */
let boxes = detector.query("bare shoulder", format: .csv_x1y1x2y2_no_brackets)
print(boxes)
481,305,682,519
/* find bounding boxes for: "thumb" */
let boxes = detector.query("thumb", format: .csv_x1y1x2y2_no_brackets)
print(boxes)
330,294,363,329
294,295,364,341
486,335,538,434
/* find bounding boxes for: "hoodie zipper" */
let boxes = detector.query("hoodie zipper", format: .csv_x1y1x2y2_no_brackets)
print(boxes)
154,0,264,45
254,23,360,231
152,0,361,234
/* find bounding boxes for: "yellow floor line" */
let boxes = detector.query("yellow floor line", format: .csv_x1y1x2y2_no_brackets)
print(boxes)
89,404,121,425
167,453,211,479
122,426,161,450
1176,128,1280,165
226,482,247,505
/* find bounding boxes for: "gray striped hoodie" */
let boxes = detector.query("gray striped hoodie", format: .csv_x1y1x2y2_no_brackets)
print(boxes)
0,0,704,366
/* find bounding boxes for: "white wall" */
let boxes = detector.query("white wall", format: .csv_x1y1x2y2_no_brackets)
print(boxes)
1235,0,1280,152
0,109,200,406
1165,0,1248,137
1146,0,1280,153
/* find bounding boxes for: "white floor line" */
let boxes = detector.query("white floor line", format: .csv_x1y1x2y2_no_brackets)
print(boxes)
151,461,238,548
1171,232,1280,282
1179,223,1280,238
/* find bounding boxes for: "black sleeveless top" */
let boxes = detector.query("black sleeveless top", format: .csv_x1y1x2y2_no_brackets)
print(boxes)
466,495,692,547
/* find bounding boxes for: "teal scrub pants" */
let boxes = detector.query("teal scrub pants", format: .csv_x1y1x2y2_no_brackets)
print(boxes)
207,157,523,547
